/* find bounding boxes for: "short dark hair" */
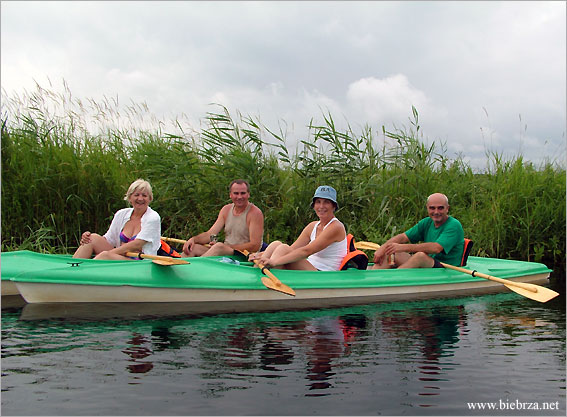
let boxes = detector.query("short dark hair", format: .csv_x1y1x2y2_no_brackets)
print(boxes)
229,179,250,193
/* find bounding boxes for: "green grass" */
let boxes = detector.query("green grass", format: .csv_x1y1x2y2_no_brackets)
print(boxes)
1,85,565,273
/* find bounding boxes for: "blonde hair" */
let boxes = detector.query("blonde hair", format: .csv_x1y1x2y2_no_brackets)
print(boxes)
124,179,153,203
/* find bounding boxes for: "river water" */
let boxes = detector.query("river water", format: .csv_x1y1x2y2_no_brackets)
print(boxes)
1,284,565,416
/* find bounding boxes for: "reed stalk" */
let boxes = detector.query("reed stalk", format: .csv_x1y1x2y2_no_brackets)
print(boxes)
1,85,564,272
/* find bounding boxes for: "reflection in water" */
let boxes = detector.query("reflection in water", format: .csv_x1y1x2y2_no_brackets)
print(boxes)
380,305,466,407
381,306,465,361
303,314,368,395
260,338,294,371
122,333,154,374
340,314,368,354
304,317,342,394
226,327,257,369
3,293,564,416
151,326,192,351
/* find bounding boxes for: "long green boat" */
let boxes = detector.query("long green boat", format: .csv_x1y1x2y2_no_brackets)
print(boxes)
1,250,553,312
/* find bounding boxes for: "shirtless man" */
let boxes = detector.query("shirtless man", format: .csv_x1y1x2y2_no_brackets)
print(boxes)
182,179,265,257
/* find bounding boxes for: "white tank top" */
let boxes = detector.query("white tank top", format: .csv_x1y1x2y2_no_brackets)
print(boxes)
307,218,347,271
224,203,252,246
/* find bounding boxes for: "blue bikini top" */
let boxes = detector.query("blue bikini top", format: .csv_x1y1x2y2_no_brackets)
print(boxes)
119,231,137,243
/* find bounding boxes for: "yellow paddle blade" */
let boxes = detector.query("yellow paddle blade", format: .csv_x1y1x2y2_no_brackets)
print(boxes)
241,249,296,297
352,240,559,303
152,259,180,266
144,255,188,265
502,282,559,303
261,276,296,296
355,241,381,251
157,257,189,265
441,262,559,303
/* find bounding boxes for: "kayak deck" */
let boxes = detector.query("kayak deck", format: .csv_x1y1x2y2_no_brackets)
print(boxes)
1,250,552,305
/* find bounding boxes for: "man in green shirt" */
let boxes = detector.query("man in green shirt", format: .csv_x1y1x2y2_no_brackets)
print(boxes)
372,193,464,269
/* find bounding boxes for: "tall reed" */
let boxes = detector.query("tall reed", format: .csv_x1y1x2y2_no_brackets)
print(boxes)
1,86,564,272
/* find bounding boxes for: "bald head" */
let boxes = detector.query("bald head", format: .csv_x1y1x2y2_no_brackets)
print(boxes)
427,193,450,226
427,193,449,207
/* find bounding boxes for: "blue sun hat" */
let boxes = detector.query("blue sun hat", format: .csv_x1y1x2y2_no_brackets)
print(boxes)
311,185,338,209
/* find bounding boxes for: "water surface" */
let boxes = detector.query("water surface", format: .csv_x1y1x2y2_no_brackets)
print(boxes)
1,291,565,416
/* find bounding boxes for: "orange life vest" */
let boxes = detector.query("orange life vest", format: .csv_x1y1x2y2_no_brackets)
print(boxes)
339,234,369,270
461,238,473,266
157,240,181,258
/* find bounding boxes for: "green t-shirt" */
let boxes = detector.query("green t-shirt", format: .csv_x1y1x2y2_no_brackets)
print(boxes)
404,216,464,266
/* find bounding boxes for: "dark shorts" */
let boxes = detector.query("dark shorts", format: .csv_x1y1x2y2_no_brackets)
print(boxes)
432,258,444,268
233,242,269,260
232,250,247,261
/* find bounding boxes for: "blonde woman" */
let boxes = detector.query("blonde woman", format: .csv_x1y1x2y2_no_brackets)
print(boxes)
73,179,161,260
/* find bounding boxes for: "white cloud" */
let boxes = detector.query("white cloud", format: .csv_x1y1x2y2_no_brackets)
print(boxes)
345,75,431,126
1,1,564,168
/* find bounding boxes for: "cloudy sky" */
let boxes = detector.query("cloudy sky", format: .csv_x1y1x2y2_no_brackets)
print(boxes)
1,1,565,168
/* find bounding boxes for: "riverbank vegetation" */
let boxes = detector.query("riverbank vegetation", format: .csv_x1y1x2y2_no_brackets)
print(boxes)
1,85,565,272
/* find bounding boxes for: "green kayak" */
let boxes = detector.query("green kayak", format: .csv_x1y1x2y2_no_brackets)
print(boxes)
1,250,552,311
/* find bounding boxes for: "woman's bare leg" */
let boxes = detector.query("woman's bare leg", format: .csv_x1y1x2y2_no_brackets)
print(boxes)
94,251,135,260
270,244,317,271
73,233,113,259
261,241,283,257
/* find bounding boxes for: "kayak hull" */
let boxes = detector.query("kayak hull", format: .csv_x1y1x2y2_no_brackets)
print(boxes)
15,273,550,305
1,280,20,296
2,251,553,308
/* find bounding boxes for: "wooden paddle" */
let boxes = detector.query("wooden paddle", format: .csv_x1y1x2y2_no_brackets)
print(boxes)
241,250,296,297
161,237,187,245
355,241,383,251
162,237,295,296
125,252,189,266
354,241,559,303
161,236,211,249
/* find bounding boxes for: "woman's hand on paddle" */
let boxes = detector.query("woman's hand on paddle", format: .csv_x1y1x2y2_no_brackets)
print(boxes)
249,251,277,267
248,252,261,261
248,251,270,265
261,257,278,268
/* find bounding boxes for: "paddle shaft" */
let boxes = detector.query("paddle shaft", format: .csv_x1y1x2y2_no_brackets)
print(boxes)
241,249,281,284
241,249,296,296
355,240,558,302
161,236,211,249
162,237,295,295
125,252,188,264
358,240,537,292
161,237,187,245
441,262,537,293
256,261,283,285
